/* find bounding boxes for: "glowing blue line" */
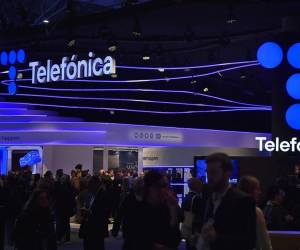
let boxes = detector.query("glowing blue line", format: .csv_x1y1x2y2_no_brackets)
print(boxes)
0,93,267,109
0,130,106,133
0,101,271,114
116,60,259,70
2,63,258,84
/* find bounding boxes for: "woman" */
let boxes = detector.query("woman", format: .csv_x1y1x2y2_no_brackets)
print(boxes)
137,171,181,250
14,189,57,250
238,176,272,250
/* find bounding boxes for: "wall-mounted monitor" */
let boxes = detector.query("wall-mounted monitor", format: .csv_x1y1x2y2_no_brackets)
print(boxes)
194,156,239,184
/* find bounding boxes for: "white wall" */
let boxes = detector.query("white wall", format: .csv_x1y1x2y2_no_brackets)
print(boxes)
43,145,94,175
143,147,268,167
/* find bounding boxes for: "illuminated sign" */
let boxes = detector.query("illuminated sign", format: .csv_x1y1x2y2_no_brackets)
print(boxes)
256,137,300,152
19,150,42,167
29,52,116,84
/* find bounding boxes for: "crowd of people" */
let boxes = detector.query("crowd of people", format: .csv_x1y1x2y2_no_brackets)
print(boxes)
0,153,300,250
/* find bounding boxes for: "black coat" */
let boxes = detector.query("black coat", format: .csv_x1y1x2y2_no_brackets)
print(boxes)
14,208,57,250
204,188,256,250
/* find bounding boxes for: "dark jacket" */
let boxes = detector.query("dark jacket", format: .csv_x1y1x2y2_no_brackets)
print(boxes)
203,188,256,250
85,188,112,238
14,208,57,250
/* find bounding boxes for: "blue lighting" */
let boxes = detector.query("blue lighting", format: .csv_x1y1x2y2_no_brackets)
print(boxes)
286,74,300,100
17,49,26,63
8,82,17,95
9,66,17,80
8,50,17,65
288,43,300,69
257,42,283,69
19,151,41,167
286,104,300,130
0,51,8,65
0,147,8,175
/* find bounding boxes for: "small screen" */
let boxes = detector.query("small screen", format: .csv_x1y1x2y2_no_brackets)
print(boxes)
195,158,238,184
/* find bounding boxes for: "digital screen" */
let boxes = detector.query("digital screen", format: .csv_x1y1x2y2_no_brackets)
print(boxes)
195,158,239,184
19,150,41,167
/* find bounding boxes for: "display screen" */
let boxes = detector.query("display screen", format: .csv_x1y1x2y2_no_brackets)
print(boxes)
195,158,239,184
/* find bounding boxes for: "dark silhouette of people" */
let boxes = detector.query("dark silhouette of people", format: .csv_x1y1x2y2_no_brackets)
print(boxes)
112,177,144,250
54,169,76,243
198,153,256,250
80,176,112,250
13,189,57,250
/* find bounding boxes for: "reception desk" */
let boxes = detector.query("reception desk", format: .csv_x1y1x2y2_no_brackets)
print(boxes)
269,231,300,250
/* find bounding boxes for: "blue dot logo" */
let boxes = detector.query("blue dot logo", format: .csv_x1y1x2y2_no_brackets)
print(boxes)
8,82,17,95
0,49,26,95
0,51,8,65
8,50,17,65
288,43,300,69
286,74,300,100
286,104,300,130
8,66,17,80
257,42,283,69
17,49,26,63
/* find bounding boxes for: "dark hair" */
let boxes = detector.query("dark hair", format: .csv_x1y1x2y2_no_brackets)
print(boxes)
238,176,259,195
75,164,82,170
144,171,166,188
23,189,48,211
206,153,233,172
44,170,53,178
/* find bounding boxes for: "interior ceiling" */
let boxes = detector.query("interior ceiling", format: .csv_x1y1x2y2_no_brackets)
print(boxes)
0,0,299,132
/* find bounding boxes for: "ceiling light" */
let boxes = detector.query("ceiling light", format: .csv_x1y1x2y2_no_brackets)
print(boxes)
110,110,115,115
240,75,247,79
158,68,165,72
203,87,209,92
190,80,197,84
111,74,118,78
142,55,150,61
17,73,23,79
43,19,49,24
217,72,223,77
226,18,237,24
184,68,191,72
67,39,76,47
108,44,117,52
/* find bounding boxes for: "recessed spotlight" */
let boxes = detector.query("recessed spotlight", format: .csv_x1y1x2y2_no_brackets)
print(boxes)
17,73,23,79
217,72,223,77
190,80,197,84
43,19,49,24
226,18,237,24
203,87,209,92
111,74,118,78
110,110,115,115
184,68,191,72
142,55,150,61
240,75,247,79
158,68,165,72
108,45,117,52
67,40,76,47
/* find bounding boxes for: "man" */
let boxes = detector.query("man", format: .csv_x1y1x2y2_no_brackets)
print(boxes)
199,153,256,250
81,176,112,250
181,178,204,250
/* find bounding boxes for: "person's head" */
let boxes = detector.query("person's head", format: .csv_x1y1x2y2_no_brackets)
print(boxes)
26,189,50,210
44,170,53,180
188,178,203,194
206,153,232,192
71,170,76,178
144,171,168,205
267,186,285,205
238,176,261,203
56,169,64,179
87,176,101,194
75,164,82,172
295,165,300,176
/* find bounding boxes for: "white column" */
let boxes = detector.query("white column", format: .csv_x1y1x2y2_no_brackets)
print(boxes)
103,147,109,171
138,147,144,174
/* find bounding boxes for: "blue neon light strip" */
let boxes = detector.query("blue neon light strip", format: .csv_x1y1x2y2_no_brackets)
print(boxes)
3,63,258,84
0,101,271,114
0,93,269,110
0,147,8,175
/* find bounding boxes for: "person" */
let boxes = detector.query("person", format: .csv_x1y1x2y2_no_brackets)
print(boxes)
139,171,181,250
263,186,294,230
80,176,112,250
181,178,204,250
238,176,272,250
198,153,256,250
13,189,57,250
54,170,76,244
112,177,145,250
